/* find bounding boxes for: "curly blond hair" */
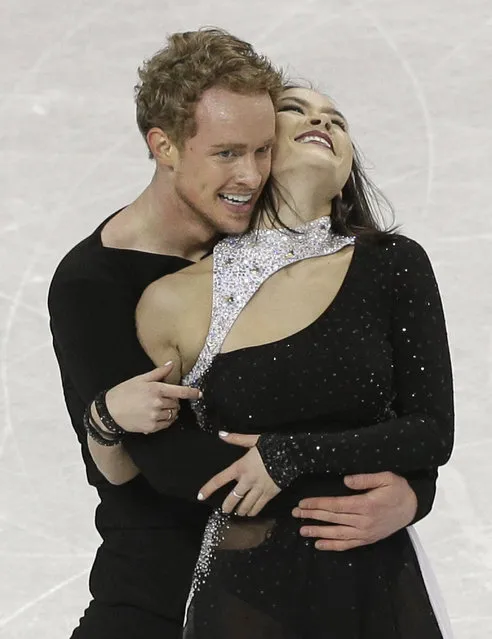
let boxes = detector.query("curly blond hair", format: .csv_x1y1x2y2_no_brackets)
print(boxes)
135,28,284,156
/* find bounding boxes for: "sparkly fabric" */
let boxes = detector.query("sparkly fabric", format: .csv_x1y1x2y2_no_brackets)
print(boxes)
182,216,354,431
183,231,453,639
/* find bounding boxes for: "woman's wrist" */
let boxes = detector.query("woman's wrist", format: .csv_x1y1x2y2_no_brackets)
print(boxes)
90,403,112,434
257,433,299,489
94,391,127,436
85,405,123,447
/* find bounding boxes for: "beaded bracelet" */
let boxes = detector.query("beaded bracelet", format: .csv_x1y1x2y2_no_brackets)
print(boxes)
88,408,121,441
84,407,122,447
94,391,126,436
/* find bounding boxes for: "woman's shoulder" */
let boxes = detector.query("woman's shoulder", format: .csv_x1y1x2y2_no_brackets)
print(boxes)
362,233,432,268
139,256,212,315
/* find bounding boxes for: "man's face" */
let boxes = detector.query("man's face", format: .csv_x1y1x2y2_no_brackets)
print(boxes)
172,87,276,235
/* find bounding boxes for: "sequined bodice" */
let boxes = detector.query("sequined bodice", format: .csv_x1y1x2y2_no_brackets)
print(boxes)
182,216,356,429
198,238,395,440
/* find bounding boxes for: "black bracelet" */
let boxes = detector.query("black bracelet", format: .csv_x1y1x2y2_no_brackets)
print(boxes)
88,408,120,441
94,391,126,436
84,408,122,447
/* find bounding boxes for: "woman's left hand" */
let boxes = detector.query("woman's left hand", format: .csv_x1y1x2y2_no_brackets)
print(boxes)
197,433,281,516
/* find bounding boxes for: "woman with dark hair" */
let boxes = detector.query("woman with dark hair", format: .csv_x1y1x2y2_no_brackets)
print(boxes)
101,86,454,637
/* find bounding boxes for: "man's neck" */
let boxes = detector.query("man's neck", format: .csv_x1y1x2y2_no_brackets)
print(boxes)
102,173,217,261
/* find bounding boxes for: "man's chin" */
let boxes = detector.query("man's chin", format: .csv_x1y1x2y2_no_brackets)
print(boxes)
215,203,255,235
219,217,251,236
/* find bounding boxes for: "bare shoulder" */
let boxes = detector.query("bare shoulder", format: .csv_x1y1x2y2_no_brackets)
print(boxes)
171,253,213,281
140,254,213,313
135,276,178,358
138,272,184,318
137,255,215,372
136,255,213,352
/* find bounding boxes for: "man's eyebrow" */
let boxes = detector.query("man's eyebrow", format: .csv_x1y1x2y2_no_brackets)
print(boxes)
210,142,247,150
210,137,276,150
279,96,346,121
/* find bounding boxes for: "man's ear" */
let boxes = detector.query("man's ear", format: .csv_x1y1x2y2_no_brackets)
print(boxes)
147,128,179,168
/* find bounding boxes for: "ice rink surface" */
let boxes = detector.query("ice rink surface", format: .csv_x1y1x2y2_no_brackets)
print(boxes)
1,0,491,637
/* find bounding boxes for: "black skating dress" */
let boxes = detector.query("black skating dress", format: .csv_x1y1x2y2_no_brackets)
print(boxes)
182,218,454,639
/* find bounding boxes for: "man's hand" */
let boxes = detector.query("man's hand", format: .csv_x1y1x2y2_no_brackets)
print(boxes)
292,472,418,551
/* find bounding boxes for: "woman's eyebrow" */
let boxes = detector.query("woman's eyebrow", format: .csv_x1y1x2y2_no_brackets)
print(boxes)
279,96,346,121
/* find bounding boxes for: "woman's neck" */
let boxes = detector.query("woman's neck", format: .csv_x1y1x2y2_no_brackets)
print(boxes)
258,171,335,230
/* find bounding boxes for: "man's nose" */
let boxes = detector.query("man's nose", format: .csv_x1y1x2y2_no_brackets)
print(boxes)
235,156,263,189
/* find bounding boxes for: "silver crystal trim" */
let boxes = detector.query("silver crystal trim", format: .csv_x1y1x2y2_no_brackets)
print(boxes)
182,216,355,429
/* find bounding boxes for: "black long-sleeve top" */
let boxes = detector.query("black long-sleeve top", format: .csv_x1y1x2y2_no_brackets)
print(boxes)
48,215,243,622
48,214,439,621
256,236,454,489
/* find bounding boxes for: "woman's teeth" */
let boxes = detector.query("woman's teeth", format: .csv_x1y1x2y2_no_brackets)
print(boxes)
219,194,253,205
299,135,332,150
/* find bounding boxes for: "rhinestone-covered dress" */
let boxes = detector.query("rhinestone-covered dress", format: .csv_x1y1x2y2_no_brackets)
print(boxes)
182,218,454,639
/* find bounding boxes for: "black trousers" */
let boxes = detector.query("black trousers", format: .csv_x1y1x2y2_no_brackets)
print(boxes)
70,600,182,639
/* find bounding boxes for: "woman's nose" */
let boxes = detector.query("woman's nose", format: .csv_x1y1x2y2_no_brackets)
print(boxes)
309,116,330,128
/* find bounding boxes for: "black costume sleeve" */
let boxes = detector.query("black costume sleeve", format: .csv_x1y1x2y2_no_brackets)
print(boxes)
48,274,242,504
257,238,453,522
405,470,437,523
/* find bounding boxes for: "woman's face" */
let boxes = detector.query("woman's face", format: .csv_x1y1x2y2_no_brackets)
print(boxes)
272,88,354,196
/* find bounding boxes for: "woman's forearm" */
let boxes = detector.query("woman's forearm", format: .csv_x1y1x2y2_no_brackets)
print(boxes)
87,403,140,485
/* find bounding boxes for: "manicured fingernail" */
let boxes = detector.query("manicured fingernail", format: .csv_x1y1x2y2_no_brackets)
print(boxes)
197,492,204,501
164,360,173,366
218,431,229,438
198,391,203,399
300,527,310,537
292,508,300,517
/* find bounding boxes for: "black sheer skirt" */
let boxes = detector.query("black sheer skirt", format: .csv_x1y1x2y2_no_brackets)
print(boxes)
183,511,443,639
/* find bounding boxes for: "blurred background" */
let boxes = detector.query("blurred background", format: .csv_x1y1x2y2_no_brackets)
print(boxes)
1,1,491,637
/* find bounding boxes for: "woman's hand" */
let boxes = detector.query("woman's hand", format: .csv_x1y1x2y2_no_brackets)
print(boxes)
104,362,201,434
198,433,281,516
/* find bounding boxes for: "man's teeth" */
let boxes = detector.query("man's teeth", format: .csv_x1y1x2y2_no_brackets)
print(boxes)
299,135,332,149
220,194,253,204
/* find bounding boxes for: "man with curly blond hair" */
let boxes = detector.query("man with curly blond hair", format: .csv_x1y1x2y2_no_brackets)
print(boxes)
48,27,435,639
49,28,284,639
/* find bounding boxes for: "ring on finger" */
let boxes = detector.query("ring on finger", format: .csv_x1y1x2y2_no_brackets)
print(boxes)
167,408,174,421
232,488,246,499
